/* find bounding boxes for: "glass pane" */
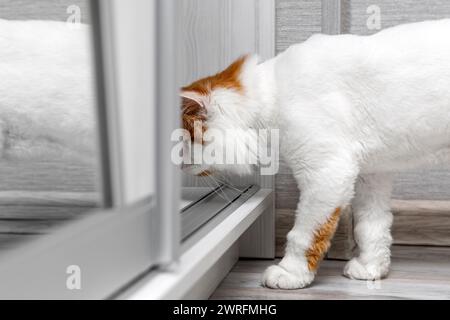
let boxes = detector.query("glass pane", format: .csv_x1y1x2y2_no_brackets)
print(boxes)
176,1,258,241
0,0,102,252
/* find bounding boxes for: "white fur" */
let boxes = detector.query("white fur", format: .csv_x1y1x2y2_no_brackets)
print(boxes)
0,19,95,161
196,20,450,289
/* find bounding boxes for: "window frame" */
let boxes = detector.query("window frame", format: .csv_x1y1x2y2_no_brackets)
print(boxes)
0,0,180,299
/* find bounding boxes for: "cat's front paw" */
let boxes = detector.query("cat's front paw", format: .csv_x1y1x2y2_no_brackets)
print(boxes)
262,265,315,289
343,258,390,280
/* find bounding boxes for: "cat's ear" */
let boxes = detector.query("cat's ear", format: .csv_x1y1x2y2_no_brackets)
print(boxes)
180,91,207,109
180,91,207,137
242,54,259,70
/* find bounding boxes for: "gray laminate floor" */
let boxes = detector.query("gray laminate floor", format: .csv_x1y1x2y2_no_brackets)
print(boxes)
211,246,450,300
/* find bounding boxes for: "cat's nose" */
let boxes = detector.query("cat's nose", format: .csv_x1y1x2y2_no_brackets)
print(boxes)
181,163,199,174
181,163,212,176
181,163,191,170
197,170,211,177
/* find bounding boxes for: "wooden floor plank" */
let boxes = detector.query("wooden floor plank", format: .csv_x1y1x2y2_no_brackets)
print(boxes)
211,246,450,300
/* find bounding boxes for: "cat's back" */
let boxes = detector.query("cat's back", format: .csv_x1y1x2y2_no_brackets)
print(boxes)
279,19,450,74
275,18,450,104
365,19,450,64
370,18,450,43
275,19,450,166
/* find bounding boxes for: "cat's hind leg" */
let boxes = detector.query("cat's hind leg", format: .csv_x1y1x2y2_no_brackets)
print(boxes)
343,173,393,280
262,152,359,289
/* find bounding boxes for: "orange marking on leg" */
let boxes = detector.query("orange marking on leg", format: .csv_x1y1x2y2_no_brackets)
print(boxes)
306,208,341,271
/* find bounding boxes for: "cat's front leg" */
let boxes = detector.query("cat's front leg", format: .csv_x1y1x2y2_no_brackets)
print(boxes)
262,155,359,289
343,174,393,280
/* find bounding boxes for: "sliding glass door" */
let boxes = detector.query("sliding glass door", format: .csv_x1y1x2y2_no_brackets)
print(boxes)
0,0,269,299
0,0,179,299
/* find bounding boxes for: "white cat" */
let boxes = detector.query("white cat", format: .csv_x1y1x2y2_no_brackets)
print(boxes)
181,19,450,289
0,19,95,161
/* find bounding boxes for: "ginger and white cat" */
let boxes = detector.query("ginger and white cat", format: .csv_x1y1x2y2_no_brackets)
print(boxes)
181,19,450,289
1,18,450,289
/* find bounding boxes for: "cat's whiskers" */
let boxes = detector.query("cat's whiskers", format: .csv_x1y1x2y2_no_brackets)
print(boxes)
201,175,232,203
211,171,246,193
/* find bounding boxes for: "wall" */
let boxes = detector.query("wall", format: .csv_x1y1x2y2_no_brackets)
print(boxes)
0,0,89,22
343,0,450,35
277,0,322,52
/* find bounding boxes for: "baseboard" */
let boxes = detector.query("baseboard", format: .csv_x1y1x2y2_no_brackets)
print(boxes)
239,205,275,259
275,200,450,260
392,199,450,246
183,243,239,299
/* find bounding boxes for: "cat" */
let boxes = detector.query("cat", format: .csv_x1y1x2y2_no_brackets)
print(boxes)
0,19,95,162
181,19,450,289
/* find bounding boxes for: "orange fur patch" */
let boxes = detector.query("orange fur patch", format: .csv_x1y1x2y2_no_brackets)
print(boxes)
182,55,247,95
181,56,248,143
181,96,207,142
306,208,341,271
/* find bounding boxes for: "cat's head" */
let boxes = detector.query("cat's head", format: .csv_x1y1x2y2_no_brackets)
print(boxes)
180,55,260,177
